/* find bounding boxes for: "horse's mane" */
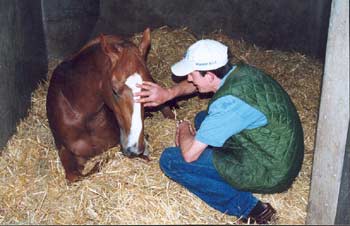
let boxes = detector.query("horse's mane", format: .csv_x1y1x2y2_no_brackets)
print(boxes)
66,35,134,61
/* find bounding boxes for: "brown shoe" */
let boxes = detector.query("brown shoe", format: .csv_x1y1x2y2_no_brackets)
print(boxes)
242,202,277,224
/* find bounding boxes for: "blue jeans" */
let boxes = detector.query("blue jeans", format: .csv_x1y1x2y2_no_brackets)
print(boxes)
159,111,258,218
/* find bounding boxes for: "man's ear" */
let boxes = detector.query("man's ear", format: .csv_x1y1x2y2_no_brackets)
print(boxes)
206,72,216,82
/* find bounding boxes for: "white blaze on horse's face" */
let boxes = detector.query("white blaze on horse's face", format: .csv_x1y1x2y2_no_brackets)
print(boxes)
124,73,143,155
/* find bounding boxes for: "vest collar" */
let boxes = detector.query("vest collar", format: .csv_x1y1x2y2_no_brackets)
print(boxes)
219,65,237,89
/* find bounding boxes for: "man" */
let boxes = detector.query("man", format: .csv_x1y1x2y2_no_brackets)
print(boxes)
135,39,304,224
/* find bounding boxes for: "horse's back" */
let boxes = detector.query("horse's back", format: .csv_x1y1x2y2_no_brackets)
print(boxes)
67,35,123,61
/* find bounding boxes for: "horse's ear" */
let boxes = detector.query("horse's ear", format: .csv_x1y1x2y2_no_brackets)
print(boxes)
100,34,119,66
139,28,151,58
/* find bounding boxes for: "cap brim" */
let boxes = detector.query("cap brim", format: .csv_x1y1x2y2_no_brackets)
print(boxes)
171,59,194,76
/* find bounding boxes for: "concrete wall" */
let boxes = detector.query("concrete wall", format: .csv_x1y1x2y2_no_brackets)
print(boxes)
335,123,350,224
306,0,349,224
41,0,99,58
0,0,47,148
41,0,331,60
91,0,331,60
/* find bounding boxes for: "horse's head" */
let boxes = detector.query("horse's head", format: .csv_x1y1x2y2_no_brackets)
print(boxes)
99,28,152,159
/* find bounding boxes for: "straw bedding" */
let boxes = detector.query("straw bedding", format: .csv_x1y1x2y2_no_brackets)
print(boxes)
0,26,323,224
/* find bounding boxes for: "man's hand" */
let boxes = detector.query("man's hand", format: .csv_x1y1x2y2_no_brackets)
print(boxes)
175,120,207,163
134,81,170,107
175,120,195,147
135,80,198,107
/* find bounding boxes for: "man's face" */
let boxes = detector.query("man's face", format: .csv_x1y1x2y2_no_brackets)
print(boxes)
187,71,211,93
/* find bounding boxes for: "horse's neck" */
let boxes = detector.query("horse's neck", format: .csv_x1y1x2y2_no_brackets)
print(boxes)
61,48,109,108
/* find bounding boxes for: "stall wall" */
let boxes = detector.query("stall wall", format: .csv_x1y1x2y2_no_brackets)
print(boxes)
42,0,332,60
335,123,350,224
92,0,331,60
41,0,100,58
0,0,47,148
306,0,349,223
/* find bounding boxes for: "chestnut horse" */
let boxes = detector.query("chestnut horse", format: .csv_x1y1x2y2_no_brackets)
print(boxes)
46,28,172,182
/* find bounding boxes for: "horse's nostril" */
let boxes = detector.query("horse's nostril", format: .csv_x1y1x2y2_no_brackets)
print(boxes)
123,144,142,158
126,147,136,155
123,145,148,161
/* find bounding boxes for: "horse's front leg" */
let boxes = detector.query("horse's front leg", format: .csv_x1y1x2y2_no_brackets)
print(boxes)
58,146,84,182
59,135,102,182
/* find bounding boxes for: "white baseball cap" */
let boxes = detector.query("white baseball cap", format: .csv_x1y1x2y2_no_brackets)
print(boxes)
171,39,228,76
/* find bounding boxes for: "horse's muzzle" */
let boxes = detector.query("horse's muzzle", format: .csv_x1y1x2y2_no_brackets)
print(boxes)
122,144,149,160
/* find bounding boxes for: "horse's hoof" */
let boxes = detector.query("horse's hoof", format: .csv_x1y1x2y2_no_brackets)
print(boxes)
65,172,82,183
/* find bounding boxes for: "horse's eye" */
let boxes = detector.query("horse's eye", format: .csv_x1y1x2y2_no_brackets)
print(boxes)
112,89,120,100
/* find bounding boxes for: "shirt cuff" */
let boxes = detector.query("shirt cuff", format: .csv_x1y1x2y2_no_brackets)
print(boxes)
195,134,224,147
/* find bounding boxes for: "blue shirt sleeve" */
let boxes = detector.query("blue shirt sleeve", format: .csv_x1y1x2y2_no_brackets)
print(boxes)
195,95,268,147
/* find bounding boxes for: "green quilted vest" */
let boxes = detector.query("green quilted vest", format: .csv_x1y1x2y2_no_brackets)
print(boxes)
210,63,304,193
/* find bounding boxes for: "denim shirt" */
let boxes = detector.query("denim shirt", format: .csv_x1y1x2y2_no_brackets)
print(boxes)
195,66,268,147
